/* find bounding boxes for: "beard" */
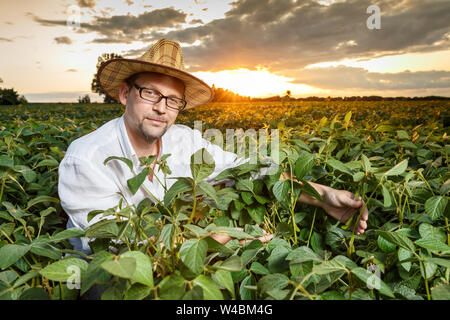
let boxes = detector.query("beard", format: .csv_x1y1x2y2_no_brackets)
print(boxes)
137,117,169,142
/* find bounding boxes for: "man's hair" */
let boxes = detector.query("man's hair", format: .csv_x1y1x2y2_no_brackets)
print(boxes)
124,72,186,99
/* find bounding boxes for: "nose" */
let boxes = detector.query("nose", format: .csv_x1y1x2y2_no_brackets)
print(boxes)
152,97,166,114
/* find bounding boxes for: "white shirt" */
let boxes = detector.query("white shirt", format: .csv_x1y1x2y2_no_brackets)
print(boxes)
58,114,259,254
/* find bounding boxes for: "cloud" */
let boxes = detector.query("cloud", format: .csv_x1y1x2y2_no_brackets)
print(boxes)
66,69,78,72
54,36,72,44
77,0,96,8
124,0,450,75
289,65,450,90
189,19,204,24
0,77,3,83
32,8,187,43
0,37,13,42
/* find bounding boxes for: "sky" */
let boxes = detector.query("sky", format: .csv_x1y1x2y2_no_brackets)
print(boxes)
0,0,449,102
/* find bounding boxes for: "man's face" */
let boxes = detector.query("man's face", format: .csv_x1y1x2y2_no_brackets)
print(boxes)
120,72,185,142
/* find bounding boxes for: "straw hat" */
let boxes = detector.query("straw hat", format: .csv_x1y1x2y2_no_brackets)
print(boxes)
96,38,214,109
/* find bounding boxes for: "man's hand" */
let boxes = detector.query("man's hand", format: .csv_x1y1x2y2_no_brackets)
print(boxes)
319,188,369,235
281,173,369,235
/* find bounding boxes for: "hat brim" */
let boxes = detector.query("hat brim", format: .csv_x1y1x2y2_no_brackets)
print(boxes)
97,58,214,109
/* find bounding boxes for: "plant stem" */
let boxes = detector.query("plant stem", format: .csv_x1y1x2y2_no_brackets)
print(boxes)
188,184,197,225
306,208,317,248
0,177,6,203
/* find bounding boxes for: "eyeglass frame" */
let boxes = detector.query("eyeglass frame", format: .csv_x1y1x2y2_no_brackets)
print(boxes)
132,83,187,111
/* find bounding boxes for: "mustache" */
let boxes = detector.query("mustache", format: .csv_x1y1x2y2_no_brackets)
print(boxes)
145,116,166,122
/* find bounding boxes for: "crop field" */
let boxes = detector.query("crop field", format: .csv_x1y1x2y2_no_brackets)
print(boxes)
0,100,449,300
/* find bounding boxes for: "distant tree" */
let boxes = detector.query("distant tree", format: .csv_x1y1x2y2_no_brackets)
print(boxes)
91,53,123,103
18,95,28,104
78,94,91,104
0,87,20,105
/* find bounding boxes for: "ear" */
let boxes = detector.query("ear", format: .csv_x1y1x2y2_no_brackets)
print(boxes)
118,82,130,106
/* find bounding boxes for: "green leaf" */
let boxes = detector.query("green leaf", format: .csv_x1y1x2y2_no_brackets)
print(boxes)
419,223,446,243
326,159,353,176
0,244,31,270
235,179,253,193
26,195,59,209
376,230,416,252
81,251,113,295
121,251,154,287
258,273,289,293
361,154,371,172
351,267,395,298
193,274,223,300
424,196,448,221
250,262,269,275
398,248,413,272
377,235,396,253
286,246,320,264
294,153,315,180
158,274,186,300
376,124,396,132
160,224,175,251
19,288,50,300
299,178,323,202
216,255,242,272
310,232,324,253
101,257,136,279
0,155,14,168
313,255,356,275
212,269,235,299
423,257,450,268
124,283,151,300
179,238,207,274
39,257,88,281
183,224,209,238
383,159,408,177
241,192,254,205
36,159,59,168
104,156,133,171
246,206,265,224
30,237,61,260
85,219,119,239
13,165,36,183
415,238,450,252
272,180,290,202
381,184,392,207
240,275,255,300
164,179,192,206
197,180,218,205
190,148,215,182
206,226,254,240
127,167,150,195
52,228,85,241
431,283,450,300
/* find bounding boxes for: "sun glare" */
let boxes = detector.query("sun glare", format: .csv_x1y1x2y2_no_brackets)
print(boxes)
192,68,317,97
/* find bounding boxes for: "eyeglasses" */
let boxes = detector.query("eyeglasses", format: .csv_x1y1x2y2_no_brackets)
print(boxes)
133,83,187,111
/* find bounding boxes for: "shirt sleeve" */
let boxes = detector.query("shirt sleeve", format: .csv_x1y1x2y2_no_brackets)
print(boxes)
58,156,122,254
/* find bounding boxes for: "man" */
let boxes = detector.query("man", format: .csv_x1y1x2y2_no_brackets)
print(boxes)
58,38,368,255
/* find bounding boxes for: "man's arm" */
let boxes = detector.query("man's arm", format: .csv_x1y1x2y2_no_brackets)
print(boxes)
280,172,369,235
